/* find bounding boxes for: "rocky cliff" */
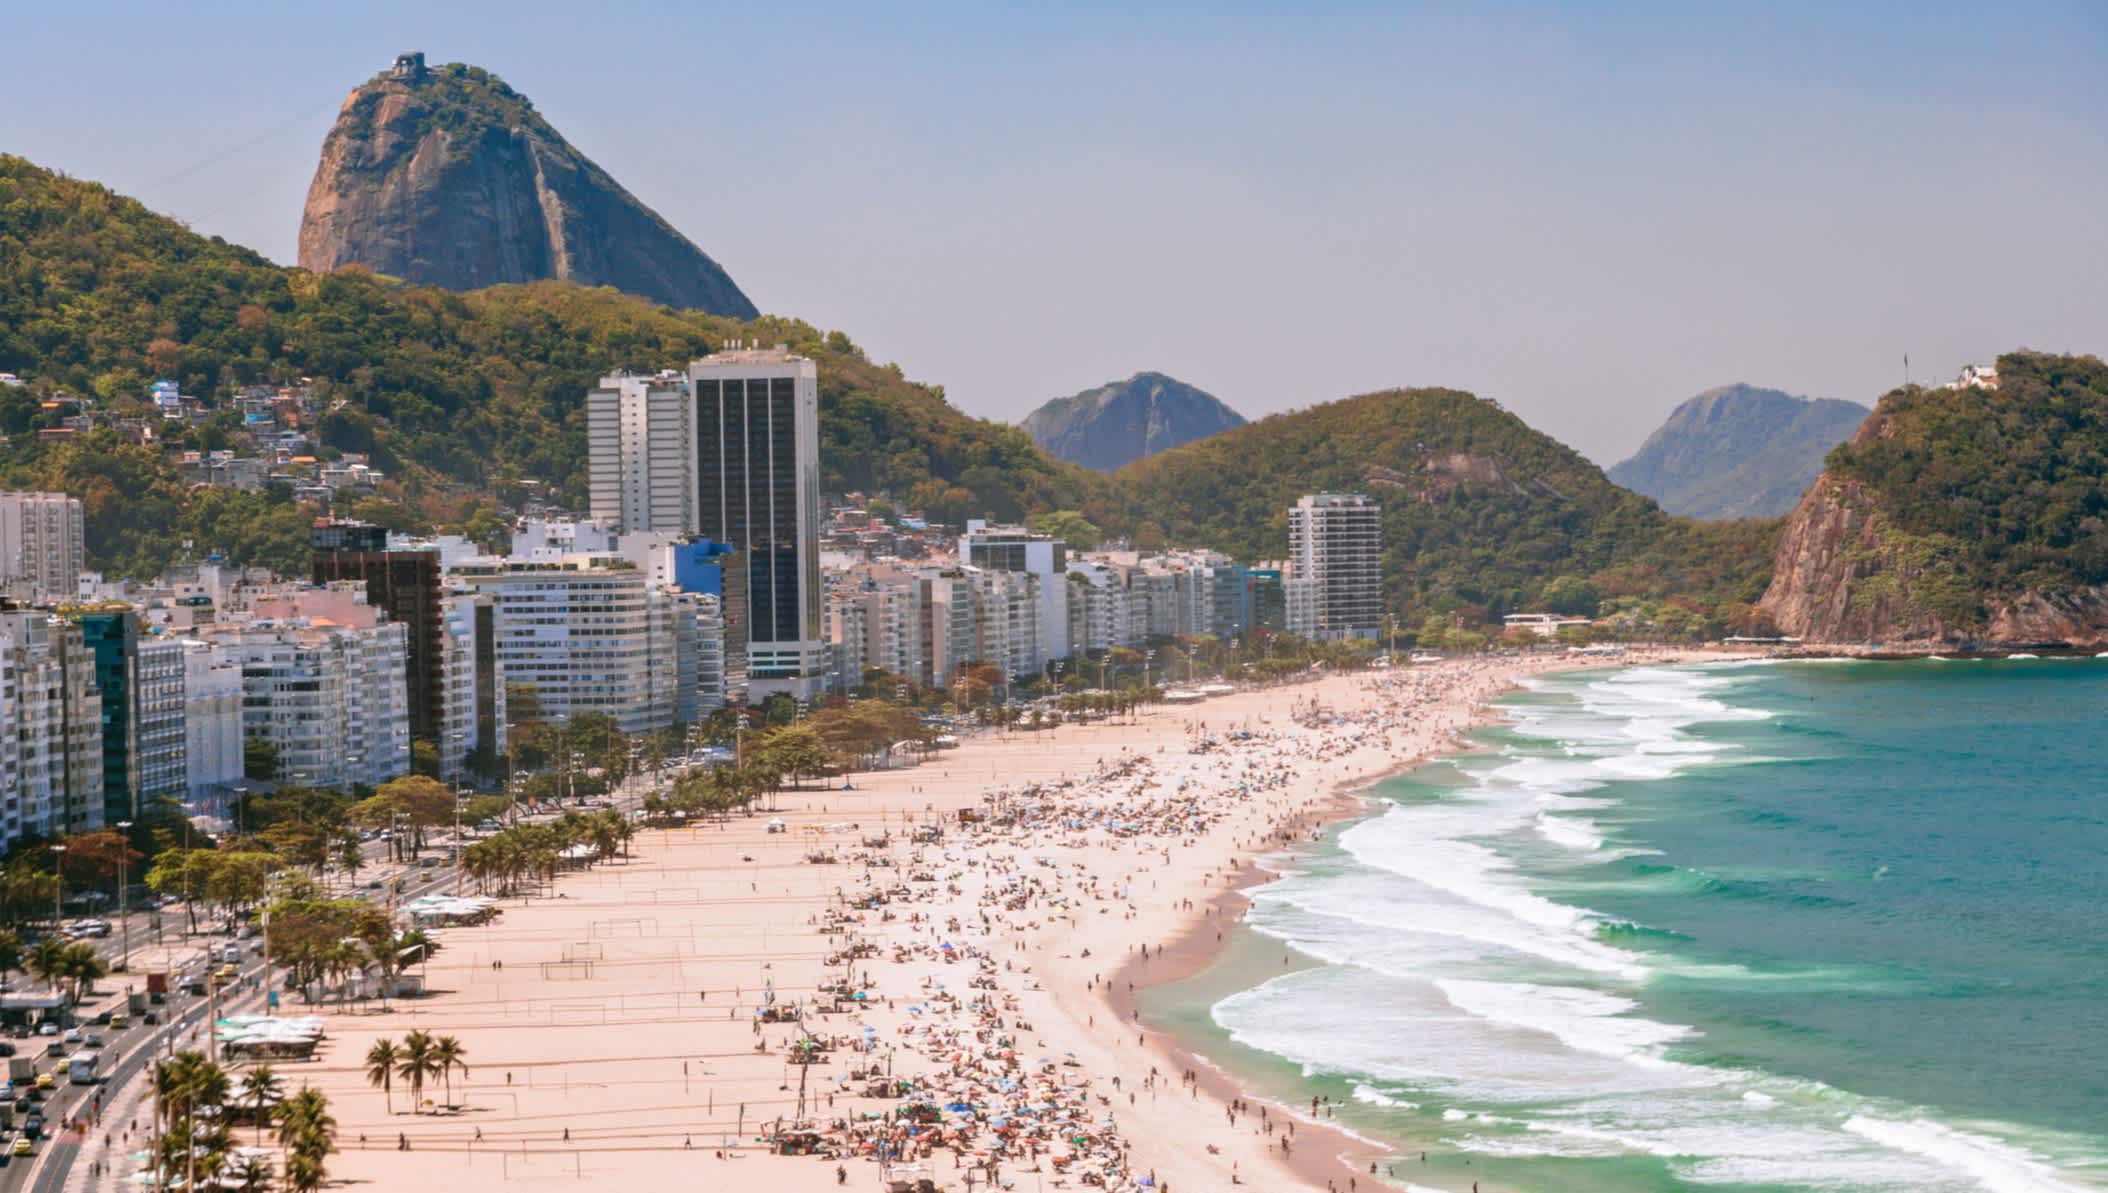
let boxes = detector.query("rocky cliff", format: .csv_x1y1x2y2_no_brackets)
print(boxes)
1759,353,2108,646
1608,384,1868,520
1021,372,1243,471
299,56,756,318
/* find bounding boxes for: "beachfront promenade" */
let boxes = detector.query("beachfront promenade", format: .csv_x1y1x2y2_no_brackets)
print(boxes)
87,653,1717,1192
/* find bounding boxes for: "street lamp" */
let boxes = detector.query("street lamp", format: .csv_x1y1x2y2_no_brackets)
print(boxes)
50,844,66,929
116,820,133,971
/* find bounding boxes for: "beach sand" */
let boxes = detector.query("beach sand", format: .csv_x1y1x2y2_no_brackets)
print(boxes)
139,650,1737,1193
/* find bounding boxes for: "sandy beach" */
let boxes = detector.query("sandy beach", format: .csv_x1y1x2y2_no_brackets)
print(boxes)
89,649,1739,1193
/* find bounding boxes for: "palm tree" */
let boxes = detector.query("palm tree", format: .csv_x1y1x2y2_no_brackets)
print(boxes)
60,941,107,1004
27,937,67,994
232,1153,274,1192
397,1030,436,1113
276,1087,336,1151
363,1038,399,1114
431,1035,469,1109
278,1085,338,1185
283,1151,325,1193
240,1064,285,1146
0,929,21,992
153,1051,233,1192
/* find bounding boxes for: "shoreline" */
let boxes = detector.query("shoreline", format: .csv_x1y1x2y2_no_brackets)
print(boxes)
145,647,1756,1193
1101,648,1745,1191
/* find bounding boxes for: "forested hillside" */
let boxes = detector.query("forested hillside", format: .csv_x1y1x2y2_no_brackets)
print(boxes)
0,155,1099,576
1763,352,2108,643
1108,388,1780,633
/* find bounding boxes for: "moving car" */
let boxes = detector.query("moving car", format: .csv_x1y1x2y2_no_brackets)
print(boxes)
10,1135,30,1156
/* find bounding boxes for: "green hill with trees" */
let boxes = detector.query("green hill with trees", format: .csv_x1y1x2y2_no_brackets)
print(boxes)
1104,387,1781,640
0,154,1100,577
0,152,1783,640
1762,352,2108,644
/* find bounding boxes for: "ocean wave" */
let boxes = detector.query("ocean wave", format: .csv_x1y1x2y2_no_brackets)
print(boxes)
1533,811,1604,851
1213,661,2108,1190
1351,1083,1417,1109
1843,1114,2090,1193
1435,978,1694,1061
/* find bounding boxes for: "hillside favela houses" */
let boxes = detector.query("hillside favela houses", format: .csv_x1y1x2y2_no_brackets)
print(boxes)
0,343,1390,847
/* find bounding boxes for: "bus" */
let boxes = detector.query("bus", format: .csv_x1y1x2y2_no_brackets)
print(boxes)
66,1051,99,1085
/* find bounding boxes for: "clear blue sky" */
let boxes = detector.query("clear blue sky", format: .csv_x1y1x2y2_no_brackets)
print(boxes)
6,0,2104,463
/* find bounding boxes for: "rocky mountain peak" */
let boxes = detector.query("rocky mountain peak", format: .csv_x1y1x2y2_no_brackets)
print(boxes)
1020,372,1244,472
298,57,756,317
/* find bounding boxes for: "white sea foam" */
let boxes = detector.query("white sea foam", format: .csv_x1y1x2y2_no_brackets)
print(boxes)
1533,811,1604,851
1435,979,1693,1061
1351,1083,1417,1109
1842,1115,2089,1193
1215,663,2103,1191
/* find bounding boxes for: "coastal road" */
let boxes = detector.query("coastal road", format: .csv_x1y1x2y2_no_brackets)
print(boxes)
7,767,676,1193
6,853,477,1193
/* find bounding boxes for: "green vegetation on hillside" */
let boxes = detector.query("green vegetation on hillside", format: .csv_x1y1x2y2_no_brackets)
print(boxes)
0,153,1778,633
1106,388,1779,634
0,155,1099,576
1826,352,2108,594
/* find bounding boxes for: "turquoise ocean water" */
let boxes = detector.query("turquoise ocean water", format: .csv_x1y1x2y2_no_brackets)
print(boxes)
1150,660,2108,1192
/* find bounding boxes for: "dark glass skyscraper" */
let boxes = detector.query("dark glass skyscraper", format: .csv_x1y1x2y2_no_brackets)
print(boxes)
690,346,824,701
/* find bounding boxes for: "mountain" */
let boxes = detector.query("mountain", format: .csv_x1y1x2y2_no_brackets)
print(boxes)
1608,385,1869,520
1761,352,2108,646
299,55,756,318
0,154,1097,578
1021,373,1244,471
1107,388,1778,633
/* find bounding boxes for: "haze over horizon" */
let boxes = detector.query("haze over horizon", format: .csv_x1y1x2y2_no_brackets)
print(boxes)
6,0,2103,465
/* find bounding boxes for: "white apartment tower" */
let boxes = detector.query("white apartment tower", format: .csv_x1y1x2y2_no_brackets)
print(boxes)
0,492,87,602
1287,493,1383,640
453,558,679,735
960,521,1070,667
212,615,411,792
586,371,699,534
0,610,105,846
181,638,245,815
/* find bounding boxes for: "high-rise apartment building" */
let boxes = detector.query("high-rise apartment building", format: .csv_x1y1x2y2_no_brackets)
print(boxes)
438,593,506,782
0,492,86,603
584,346,824,702
453,558,679,735
961,521,1069,666
181,638,244,817
586,371,700,534
0,608,105,846
208,592,412,792
311,521,447,749
670,591,726,722
691,346,825,701
1287,493,1383,639
74,609,187,823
